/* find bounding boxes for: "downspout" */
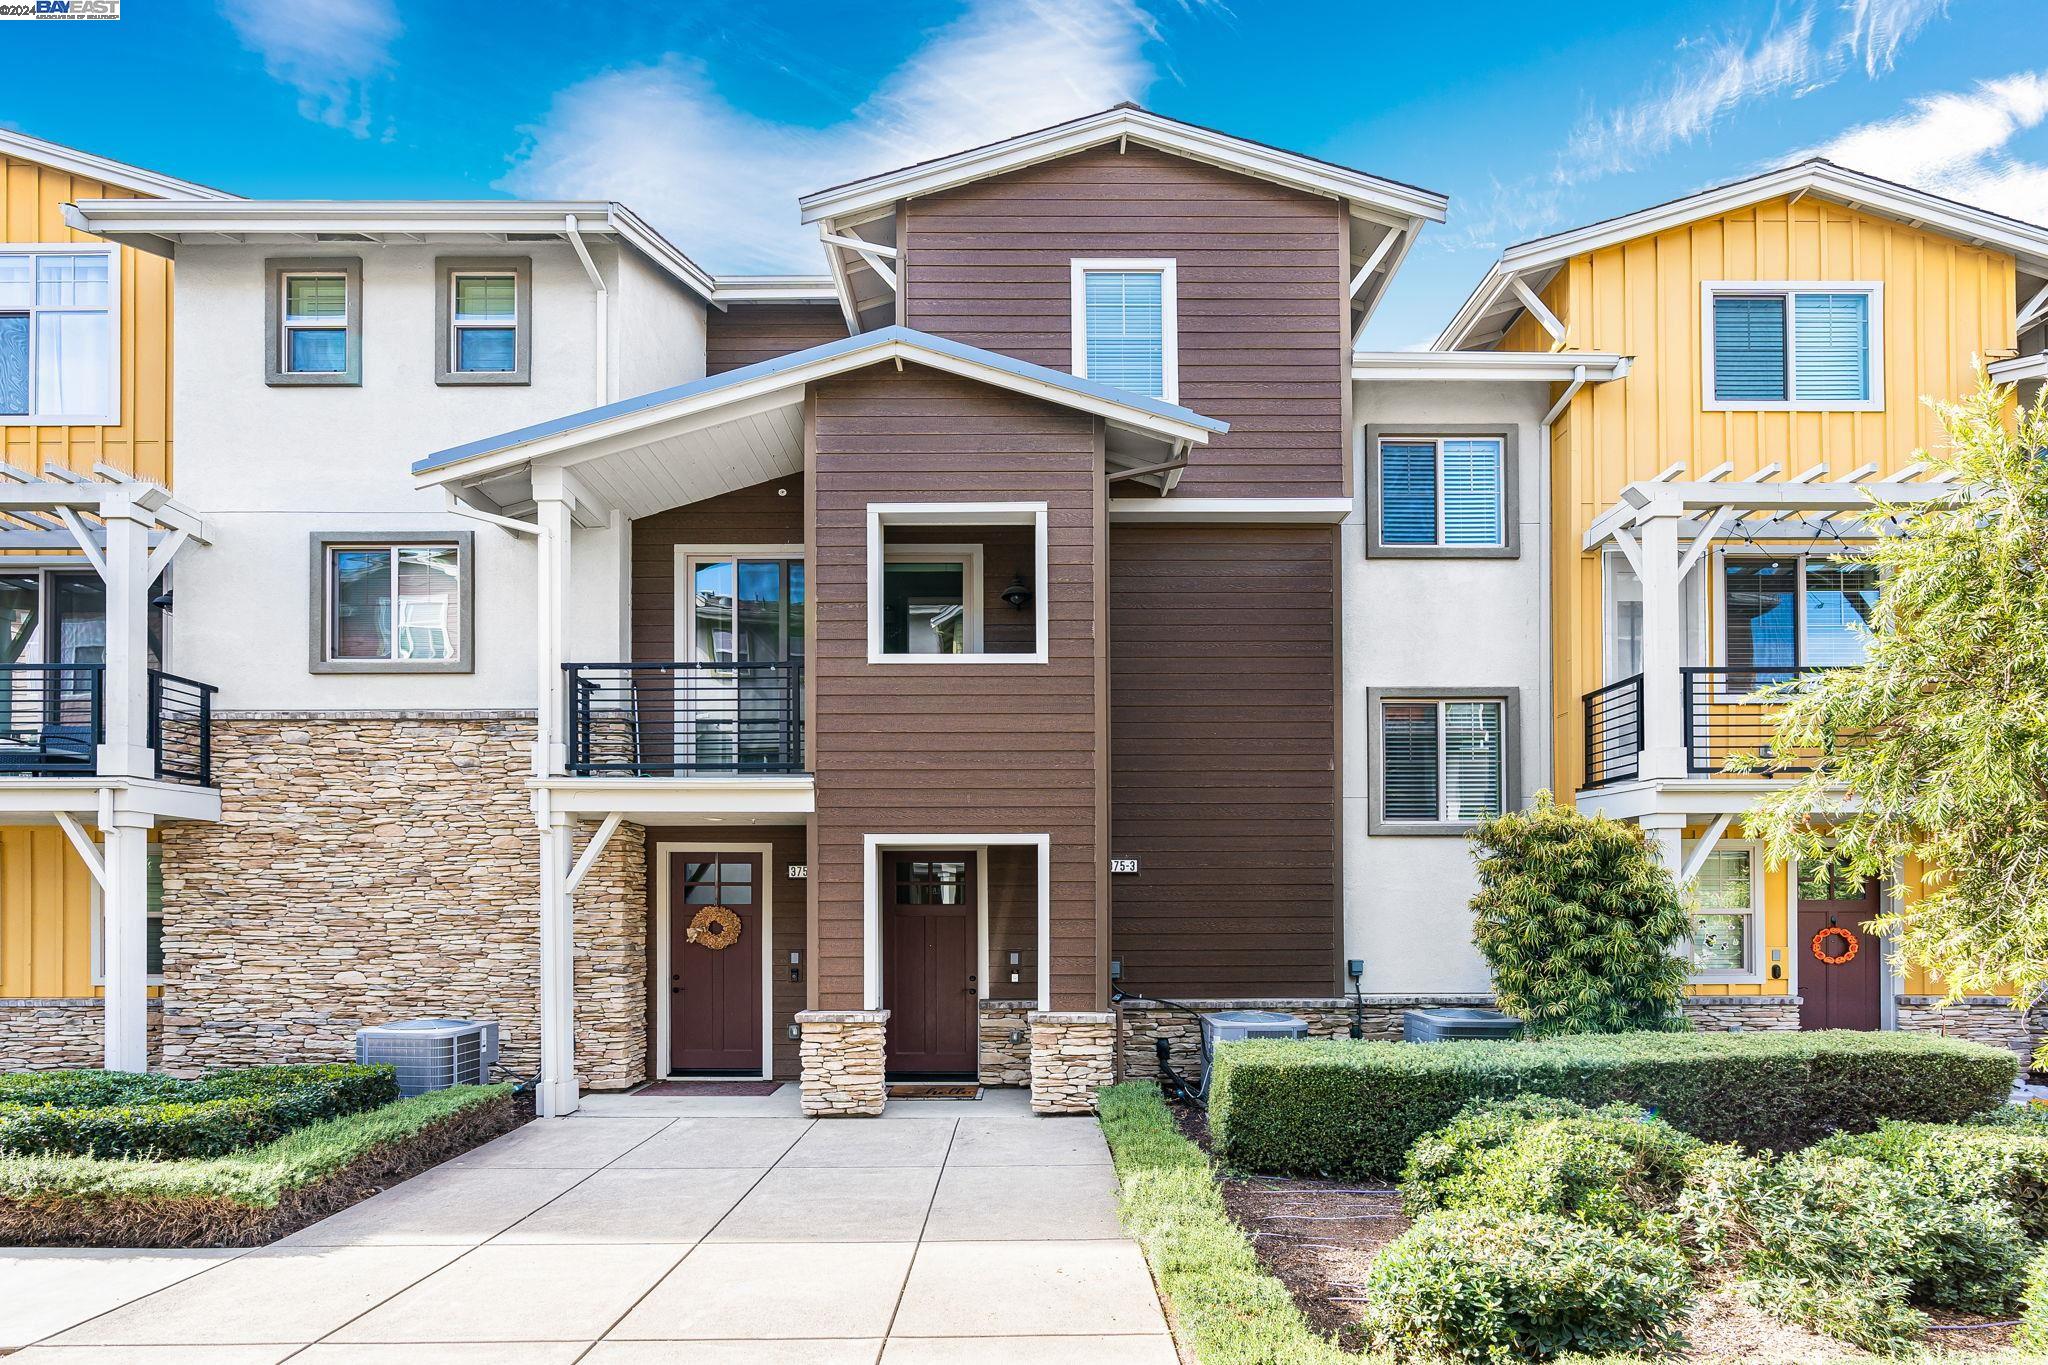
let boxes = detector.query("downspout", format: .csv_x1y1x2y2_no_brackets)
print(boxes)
1539,364,1587,796
565,214,608,405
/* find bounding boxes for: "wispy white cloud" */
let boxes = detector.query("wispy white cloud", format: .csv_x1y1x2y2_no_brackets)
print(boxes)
220,0,400,139
1839,0,1951,76
1801,71,2048,224
501,0,1195,274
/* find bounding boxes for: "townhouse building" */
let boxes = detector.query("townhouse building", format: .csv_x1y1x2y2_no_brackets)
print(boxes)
5,108,2046,1113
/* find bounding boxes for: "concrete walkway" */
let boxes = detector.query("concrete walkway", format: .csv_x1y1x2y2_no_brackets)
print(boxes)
0,1087,1174,1363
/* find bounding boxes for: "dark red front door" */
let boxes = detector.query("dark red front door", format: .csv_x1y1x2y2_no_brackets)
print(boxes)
1798,861,1883,1031
669,853,762,1073
883,852,978,1077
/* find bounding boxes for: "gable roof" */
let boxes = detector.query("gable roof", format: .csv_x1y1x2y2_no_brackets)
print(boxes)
1437,158,2048,351
413,323,1226,483
0,128,234,201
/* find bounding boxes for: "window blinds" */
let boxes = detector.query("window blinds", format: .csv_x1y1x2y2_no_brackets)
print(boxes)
1381,702,1440,820
1082,271,1165,398
1443,701,1504,820
1712,295,1787,402
1441,440,1503,546
1792,292,1870,401
1381,699,1504,822
1379,442,1438,545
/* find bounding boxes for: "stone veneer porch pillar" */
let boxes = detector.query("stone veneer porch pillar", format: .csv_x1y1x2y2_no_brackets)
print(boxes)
1028,1010,1116,1114
797,1009,889,1116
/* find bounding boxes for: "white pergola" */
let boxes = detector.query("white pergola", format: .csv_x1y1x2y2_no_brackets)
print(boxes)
0,463,211,1071
1582,460,1959,877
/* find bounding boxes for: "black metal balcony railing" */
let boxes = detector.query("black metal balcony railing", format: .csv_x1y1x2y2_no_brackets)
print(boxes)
149,670,217,786
1683,665,1836,776
1582,673,1644,788
565,661,804,777
0,663,102,775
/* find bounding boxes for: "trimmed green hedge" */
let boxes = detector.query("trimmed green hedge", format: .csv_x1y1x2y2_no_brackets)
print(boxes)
1818,1119,2048,1238
1209,1030,2016,1179
0,1065,400,1160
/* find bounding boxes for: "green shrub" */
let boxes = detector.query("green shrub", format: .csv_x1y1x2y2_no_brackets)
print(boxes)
1401,1096,1706,1239
0,1065,401,1160
2019,1247,2048,1356
1680,1147,2029,1353
1818,1119,2048,1238
1209,1029,2016,1179
1469,793,1693,1036
1970,1099,2048,1130
1358,1208,1692,1363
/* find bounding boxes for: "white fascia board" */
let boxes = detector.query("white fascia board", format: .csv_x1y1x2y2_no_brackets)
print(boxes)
1351,350,1629,383
1989,353,2048,384
798,107,1447,227
534,775,815,819
711,275,840,304
0,129,235,201
1108,496,1353,524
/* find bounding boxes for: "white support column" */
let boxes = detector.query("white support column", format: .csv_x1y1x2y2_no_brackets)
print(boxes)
536,811,580,1118
531,468,574,779
1639,811,1686,884
98,494,155,779
1635,506,1688,779
101,810,154,1071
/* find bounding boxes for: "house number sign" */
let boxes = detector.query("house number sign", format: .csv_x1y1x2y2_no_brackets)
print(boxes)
788,864,808,879
1110,858,1140,874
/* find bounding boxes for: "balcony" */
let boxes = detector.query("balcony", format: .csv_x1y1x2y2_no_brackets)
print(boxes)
564,661,803,777
1581,666,1837,788
0,664,217,786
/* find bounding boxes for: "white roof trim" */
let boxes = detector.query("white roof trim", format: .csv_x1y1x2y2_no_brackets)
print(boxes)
1989,353,2048,385
63,199,718,304
1352,350,1631,383
0,129,234,202
710,275,840,304
1437,160,2048,351
799,106,1447,227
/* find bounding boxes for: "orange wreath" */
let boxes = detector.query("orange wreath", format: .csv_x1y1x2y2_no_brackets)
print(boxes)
686,905,743,951
1810,926,1859,966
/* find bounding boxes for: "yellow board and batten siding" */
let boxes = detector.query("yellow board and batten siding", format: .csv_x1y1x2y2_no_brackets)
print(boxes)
1527,195,2016,998
0,153,175,1001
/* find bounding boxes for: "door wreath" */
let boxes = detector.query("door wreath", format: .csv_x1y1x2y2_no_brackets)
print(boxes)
1810,926,1859,965
686,905,743,950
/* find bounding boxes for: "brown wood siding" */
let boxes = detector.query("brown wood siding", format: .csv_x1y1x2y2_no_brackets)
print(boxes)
1109,524,1340,997
643,823,809,1079
705,302,849,374
631,476,805,662
900,142,1346,498
809,364,1105,1011
986,844,1037,1001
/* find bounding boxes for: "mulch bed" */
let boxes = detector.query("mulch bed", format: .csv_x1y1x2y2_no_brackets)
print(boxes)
1172,1103,2020,1363
0,1089,531,1249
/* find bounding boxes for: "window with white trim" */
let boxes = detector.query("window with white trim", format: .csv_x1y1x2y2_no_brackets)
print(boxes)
867,504,1047,664
0,248,117,424
281,271,351,375
1379,698,1505,823
1377,437,1505,548
450,272,518,373
1706,283,1880,409
1690,844,1760,979
1071,259,1177,401
1722,553,1880,675
91,843,164,986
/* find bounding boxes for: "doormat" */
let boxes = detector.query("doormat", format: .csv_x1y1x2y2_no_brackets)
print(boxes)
638,1080,785,1097
886,1082,982,1100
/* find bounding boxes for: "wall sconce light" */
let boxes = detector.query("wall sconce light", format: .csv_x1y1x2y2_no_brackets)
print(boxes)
1000,576,1032,611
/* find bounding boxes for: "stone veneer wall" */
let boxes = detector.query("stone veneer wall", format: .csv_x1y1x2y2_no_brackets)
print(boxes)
157,714,648,1090
1114,995,1495,1082
0,999,160,1070
798,1009,888,1115
1681,995,1805,1032
1028,1010,1116,1114
978,1001,1032,1086
1896,995,2047,1062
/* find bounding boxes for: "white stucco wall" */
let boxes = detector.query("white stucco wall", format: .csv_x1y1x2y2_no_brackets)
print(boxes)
1342,380,1553,994
612,249,708,400
170,241,701,711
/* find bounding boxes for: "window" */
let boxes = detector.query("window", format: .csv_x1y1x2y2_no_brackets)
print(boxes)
437,257,531,385
1071,259,1176,401
1705,283,1880,410
1603,552,1709,683
1722,554,1879,677
0,248,117,425
679,553,804,770
309,531,473,673
267,259,361,386
1690,844,1760,979
92,843,164,986
867,504,1046,664
1368,690,1519,835
1365,429,1518,558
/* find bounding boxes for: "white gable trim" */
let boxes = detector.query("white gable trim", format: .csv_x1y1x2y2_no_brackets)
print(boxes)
0,129,233,202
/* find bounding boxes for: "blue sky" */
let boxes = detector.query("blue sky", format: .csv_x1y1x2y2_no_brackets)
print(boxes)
5,0,2047,346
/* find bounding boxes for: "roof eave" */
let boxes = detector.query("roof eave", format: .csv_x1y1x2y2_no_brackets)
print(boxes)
0,129,235,201
1352,350,1630,383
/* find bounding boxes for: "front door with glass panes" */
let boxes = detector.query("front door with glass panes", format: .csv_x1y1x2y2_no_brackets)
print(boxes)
683,556,804,771
0,571,161,772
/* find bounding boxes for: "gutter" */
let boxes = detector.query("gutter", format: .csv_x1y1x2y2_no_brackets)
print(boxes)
565,214,609,405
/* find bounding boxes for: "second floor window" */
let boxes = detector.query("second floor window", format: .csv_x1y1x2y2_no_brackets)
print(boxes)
1072,259,1176,401
0,250,116,424
1708,284,1878,408
282,272,350,375
1724,555,1879,674
452,273,516,372
1379,437,1504,548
